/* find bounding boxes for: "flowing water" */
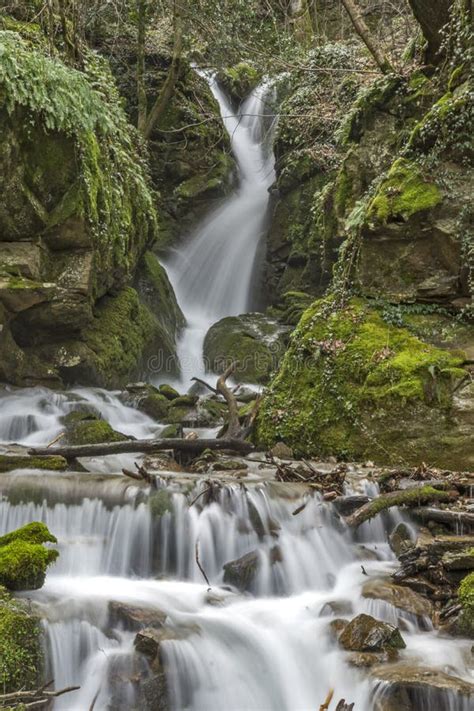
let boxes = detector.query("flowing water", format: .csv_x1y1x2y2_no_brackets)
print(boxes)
164,74,276,385
1,74,473,710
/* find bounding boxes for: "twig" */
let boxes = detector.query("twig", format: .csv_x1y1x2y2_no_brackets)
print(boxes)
320,689,334,710
46,431,65,448
195,538,211,588
189,486,213,507
191,376,218,394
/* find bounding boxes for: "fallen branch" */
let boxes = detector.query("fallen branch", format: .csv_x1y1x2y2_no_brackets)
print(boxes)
345,486,459,528
29,437,254,460
122,462,157,487
0,684,80,707
195,539,211,587
216,362,242,439
190,376,218,394
319,689,334,710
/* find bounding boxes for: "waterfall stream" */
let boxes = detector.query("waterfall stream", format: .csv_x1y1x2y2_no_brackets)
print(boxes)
0,73,472,711
164,74,276,384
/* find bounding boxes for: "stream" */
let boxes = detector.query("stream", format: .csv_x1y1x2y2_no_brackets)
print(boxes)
0,75,472,710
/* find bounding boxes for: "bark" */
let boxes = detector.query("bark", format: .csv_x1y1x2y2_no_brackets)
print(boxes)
143,1,184,139
136,0,148,133
345,486,459,528
407,0,454,63
216,362,242,439
340,0,394,73
412,507,474,530
28,437,254,460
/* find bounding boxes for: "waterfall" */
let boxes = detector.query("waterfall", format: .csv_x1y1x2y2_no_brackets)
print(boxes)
164,74,277,384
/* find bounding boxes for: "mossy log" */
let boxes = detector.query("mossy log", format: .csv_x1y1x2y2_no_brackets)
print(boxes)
345,485,459,527
29,437,255,460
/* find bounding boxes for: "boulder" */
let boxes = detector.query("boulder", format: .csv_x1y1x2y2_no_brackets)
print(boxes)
0,586,42,693
362,579,433,622
223,550,260,592
372,665,473,711
203,313,289,384
0,522,58,591
109,601,167,632
257,297,472,468
62,411,128,446
389,523,414,557
137,393,171,421
217,63,261,104
338,614,406,652
158,384,181,401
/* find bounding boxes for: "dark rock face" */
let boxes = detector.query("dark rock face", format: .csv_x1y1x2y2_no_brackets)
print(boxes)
223,550,261,592
109,601,167,632
338,614,406,652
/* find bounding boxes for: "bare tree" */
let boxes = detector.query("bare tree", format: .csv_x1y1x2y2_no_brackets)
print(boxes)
340,0,394,73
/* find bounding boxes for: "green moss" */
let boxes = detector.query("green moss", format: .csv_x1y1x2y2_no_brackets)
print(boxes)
257,297,466,462
65,418,127,445
0,455,67,472
170,394,198,408
159,384,180,400
164,406,189,424
0,522,57,547
139,251,185,339
137,393,170,421
458,572,474,636
0,523,58,591
219,62,261,102
368,158,441,223
81,287,172,387
0,587,42,693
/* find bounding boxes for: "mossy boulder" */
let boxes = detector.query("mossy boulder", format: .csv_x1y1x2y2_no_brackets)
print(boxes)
62,411,128,445
218,62,261,104
0,522,58,591
339,613,406,652
257,297,472,467
0,586,42,693
158,383,180,401
136,393,170,421
203,313,289,384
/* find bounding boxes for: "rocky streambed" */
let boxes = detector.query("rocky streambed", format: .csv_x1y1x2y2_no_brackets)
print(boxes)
0,385,473,710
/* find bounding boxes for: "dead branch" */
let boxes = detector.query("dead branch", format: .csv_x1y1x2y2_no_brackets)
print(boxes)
46,431,65,448
319,689,334,710
191,376,218,394
122,461,157,488
216,361,242,440
341,0,394,73
335,701,355,711
0,684,80,707
195,538,211,587
29,437,254,460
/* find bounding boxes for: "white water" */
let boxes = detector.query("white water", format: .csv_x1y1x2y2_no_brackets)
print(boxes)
1,76,472,711
164,74,276,385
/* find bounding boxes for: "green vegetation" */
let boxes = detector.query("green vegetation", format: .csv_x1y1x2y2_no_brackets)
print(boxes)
0,522,58,591
0,455,67,472
218,62,261,102
458,572,474,636
257,298,466,462
149,489,173,517
0,587,42,693
368,158,441,223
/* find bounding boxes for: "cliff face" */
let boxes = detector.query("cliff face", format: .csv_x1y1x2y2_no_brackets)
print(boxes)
259,10,474,467
0,30,182,387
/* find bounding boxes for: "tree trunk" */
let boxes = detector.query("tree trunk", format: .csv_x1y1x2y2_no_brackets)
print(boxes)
28,437,255,460
407,0,454,63
340,0,394,74
137,0,148,133
143,1,184,139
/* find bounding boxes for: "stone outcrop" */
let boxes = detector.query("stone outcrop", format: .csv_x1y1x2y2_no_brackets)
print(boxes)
0,31,182,388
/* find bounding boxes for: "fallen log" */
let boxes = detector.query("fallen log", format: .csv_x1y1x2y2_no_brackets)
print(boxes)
29,437,255,461
345,485,459,528
411,507,474,530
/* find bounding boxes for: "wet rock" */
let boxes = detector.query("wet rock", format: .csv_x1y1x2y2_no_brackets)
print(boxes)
333,495,370,516
159,423,183,439
169,394,199,408
348,650,397,668
203,313,289,384
320,600,354,617
442,550,474,571
362,579,433,621
269,442,294,460
389,523,414,557
339,614,406,652
328,618,349,640
372,665,474,711
109,601,167,632
135,624,199,664
126,382,160,398
137,670,170,711
223,550,260,592
137,393,170,421
62,411,128,445
159,384,180,401
212,459,248,472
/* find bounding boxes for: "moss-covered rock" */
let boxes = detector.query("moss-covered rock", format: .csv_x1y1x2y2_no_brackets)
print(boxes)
158,383,180,400
203,313,289,384
218,62,261,104
257,297,472,467
0,31,186,387
458,571,474,636
62,411,127,445
0,522,58,591
0,586,42,693
136,393,170,421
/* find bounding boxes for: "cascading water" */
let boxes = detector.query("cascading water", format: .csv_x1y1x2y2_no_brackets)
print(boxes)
1,75,472,711
164,74,277,384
